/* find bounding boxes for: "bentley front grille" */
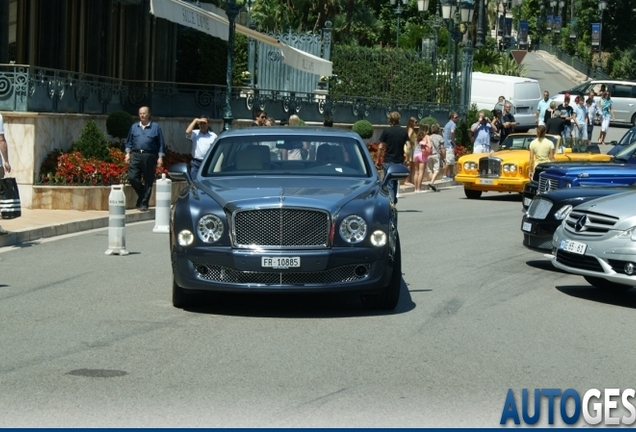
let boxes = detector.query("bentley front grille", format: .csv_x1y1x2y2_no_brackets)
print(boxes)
193,263,371,285
233,208,330,249
563,209,618,237
478,157,501,178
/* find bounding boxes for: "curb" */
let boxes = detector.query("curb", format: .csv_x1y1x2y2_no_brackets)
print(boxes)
0,209,157,248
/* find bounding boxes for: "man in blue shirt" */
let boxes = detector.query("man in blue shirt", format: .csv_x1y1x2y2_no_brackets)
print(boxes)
471,111,493,153
125,106,166,211
442,111,458,180
535,90,551,126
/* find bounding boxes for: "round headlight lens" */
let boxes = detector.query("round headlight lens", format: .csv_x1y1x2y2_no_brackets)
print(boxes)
339,215,367,244
554,204,573,221
177,230,194,246
370,230,387,247
463,161,476,170
197,214,224,243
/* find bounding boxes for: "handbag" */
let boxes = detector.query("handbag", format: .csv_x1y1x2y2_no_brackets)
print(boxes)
0,177,21,219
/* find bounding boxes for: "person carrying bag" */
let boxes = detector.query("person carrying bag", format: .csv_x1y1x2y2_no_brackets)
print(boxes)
0,177,21,219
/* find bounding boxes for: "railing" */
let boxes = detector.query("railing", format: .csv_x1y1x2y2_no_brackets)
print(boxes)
0,64,467,125
535,44,611,80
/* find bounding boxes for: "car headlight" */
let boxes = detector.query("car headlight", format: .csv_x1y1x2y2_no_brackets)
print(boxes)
503,163,517,172
370,230,387,247
197,214,224,243
564,181,572,188
339,215,367,244
617,227,636,242
463,161,477,170
177,230,194,246
554,204,573,221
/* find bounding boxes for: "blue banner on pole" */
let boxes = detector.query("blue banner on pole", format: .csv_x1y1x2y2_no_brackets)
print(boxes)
498,15,505,36
546,15,553,31
505,17,513,36
518,20,529,49
570,19,577,41
554,16,562,33
591,22,600,52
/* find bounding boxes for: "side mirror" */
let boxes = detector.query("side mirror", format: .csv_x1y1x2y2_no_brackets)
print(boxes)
381,163,409,188
168,163,192,184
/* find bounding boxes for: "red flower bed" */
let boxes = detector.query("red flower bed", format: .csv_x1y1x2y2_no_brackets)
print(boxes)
39,147,191,186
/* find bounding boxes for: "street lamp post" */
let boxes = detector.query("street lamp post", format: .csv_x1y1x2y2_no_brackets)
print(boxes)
441,0,474,105
245,0,255,88
475,0,485,47
597,0,608,75
390,0,409,48
223,0,242,131
549,0,556,48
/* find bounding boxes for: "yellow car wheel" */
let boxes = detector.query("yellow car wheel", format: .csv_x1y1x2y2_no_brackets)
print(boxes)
464,189,482,199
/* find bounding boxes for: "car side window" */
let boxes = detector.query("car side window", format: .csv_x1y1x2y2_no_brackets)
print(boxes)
613,84,633,98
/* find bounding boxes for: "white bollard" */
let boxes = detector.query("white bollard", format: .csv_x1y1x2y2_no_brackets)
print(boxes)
105,184,129,256
153,173,171,234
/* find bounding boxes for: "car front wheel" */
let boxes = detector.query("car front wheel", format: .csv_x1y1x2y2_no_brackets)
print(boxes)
361,235,402,310
464,189,482,199
584,276,632,292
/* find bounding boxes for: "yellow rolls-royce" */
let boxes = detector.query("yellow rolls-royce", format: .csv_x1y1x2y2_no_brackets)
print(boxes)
455,133,612,199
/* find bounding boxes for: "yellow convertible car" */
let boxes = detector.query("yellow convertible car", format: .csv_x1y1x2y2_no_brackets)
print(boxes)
455,133,612,199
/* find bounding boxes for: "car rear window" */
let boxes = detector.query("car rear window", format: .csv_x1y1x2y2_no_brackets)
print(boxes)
514,82,541,102
200,136,371,177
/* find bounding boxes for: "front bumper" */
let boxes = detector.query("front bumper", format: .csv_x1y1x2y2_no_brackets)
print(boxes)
521,215,558,251
522,181,538,211
551,238,636,288
172,245,394,294
455,174,527,193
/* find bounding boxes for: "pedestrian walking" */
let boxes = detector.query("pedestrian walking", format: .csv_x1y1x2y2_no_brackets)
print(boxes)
404,117,417,186
491,109,503,151
572,96,587,145
535,91,551,126
543,101,558,124
585,97,596,145
442,111,458,180
545,109,566,139
125,106,166,211
598,91,615,145
413,125,431,193
426,124,443,191
557,96,575,145
379,111,408,201
471,110,493,153
185,115,218,178
0,113,12,235
251,110,266,127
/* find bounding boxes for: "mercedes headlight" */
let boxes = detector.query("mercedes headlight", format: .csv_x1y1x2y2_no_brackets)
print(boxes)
339,215,367,244
554,204,573,221
197,214,224,243
617,227,636,242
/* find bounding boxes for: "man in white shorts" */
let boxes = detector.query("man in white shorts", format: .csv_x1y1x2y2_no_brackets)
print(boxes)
442,111,458,180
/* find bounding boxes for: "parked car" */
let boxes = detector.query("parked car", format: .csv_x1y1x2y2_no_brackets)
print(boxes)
550,79,636,125
521,184,634,251
168,127,409,310
606,126,636,156
551,191,636,291
522,138,636,210
455,133,611,199
470,72,541,132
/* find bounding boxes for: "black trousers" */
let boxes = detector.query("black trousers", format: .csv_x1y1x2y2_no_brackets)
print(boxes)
128,152,158,206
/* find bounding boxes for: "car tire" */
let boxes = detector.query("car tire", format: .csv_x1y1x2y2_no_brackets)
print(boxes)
584,276,632,292
464,189,482,199
631,113,636,127
173,279,196,308
361,235,402,310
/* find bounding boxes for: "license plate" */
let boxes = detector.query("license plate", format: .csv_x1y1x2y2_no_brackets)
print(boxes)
479,179,495,185
522,221,532,232
560,239,587,255
516,107,529,113
523,197,532,207
262,257,301,269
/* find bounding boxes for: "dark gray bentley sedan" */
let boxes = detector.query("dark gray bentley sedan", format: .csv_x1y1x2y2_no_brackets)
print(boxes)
168,127,409,310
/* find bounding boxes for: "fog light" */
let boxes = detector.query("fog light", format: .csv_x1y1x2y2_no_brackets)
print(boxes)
370,230,387,247
625,263,635,275
177,230,194,246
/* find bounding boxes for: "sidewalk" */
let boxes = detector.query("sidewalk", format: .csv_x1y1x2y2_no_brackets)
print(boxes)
0,179,459,248
0,208,156,248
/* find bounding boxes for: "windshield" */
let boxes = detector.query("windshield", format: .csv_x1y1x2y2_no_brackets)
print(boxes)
500,135,558,151
613,140,636,162
200,135,371,177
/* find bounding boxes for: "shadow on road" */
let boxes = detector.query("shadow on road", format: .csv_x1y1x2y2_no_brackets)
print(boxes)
556,284,636,309
181,279,416,318
526,259,567,274
466,193,523,202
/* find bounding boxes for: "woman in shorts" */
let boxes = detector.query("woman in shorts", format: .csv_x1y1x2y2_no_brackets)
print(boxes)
413,124,430,193
597,91,615,145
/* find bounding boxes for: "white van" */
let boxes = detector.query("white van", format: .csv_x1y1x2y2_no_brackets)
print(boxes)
470,72,542,132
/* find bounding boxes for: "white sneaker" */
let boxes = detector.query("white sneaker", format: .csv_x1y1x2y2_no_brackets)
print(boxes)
396,193,402,198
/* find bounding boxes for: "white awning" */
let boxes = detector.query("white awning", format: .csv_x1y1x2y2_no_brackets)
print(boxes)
149,0,332,76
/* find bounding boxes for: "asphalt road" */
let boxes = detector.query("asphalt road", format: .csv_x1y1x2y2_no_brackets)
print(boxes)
0,185,634,427
525,51,627,147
